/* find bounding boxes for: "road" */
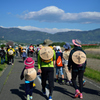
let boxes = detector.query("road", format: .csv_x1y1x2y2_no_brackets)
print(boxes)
0,55,100,100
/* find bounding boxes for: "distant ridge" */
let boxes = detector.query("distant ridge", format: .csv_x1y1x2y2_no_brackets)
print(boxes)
0,27,100,44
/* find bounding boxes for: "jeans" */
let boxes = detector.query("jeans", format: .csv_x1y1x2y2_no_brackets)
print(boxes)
1,56,5,64
56,66,64,75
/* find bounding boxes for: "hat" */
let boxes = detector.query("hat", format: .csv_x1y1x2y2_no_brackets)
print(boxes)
15,47,18,50
23,50,26,52
63,43,71,50
72,51,86,64
56,46,61,51
43,39,53,46
39,44,43,49
63,51,70,60
53,45,56,49
24,68,37,81
72,39,81,47
24,57,35,66
23,46,26,50
9,46,12,48
40,47,54,60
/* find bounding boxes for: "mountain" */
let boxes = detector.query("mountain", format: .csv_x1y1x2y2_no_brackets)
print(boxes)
0,27,100,44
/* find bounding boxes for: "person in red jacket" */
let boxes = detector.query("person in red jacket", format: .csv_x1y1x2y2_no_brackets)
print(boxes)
28,44,34,57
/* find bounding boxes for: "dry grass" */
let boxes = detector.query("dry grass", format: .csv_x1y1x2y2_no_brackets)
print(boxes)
85,48,100,55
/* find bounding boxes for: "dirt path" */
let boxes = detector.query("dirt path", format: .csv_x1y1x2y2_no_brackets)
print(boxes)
87,58,100,71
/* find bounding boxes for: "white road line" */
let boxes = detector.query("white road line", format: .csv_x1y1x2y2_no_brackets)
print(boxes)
85,79,100,89
37,75,49,97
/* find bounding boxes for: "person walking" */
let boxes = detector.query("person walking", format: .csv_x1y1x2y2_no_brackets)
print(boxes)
0,47,6,64
68,39,87,99
62,43,72,85
28,44,34,57
7,46,15,65
55,46,65,84
19,45,23,57
22,49,27,62
20,57,37,100
37,39,56,100
15,46,19,58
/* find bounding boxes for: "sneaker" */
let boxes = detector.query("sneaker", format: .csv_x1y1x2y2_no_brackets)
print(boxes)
56,79,58,83
42,89,46,95
48,96,52,100
83,80,86,86
62,80,65,85
27,95,30,100
74,89,80,98
30,96,33,99
66,81,69,85
9,62,11,65
80,93,83,99
69,81,73,85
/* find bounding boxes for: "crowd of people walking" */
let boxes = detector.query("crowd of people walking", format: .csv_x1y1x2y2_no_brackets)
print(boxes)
0,39,87,100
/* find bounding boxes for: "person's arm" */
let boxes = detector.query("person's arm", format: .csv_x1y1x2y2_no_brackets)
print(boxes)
53,50,56,67
20,68,25,80
37,51,42,73
68,51,72,71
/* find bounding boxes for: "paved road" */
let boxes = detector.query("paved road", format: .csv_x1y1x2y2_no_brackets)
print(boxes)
0,56,100,100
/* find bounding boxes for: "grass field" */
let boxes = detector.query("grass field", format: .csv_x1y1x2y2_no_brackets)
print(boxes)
84,67,100,82
0,55,7,76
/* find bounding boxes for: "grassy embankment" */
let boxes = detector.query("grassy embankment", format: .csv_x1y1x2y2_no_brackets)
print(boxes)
84,67,100,82
83,45,100,82
0,55,7,76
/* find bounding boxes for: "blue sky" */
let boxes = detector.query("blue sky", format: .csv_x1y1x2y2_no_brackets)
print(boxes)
0,0,100,33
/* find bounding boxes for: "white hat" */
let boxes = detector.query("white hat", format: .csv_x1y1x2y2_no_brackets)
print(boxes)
56,46,61,51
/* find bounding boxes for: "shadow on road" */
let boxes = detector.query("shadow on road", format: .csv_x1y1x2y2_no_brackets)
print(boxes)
83,87,100,96
54,86,74,98
10,84,26,100
18,61,24,63
10,84,48,100
10,89,26,100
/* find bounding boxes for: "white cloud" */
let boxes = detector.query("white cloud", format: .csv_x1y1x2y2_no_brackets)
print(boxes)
20,6,100,23
17,26,81,34
0,26,81,34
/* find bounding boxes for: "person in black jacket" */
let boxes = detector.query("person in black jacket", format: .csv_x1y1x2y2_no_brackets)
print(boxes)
68,39,87,99
0,47,6,64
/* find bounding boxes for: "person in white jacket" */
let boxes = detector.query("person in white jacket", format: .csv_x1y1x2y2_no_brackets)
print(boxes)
62,43,72,85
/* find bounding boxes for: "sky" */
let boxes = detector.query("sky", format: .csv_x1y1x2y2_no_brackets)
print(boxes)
0,0,100,34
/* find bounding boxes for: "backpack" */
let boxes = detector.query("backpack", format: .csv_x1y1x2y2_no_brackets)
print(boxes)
8,49,13,55
56,56,63,67
72,50,86,67
24,68,37,81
